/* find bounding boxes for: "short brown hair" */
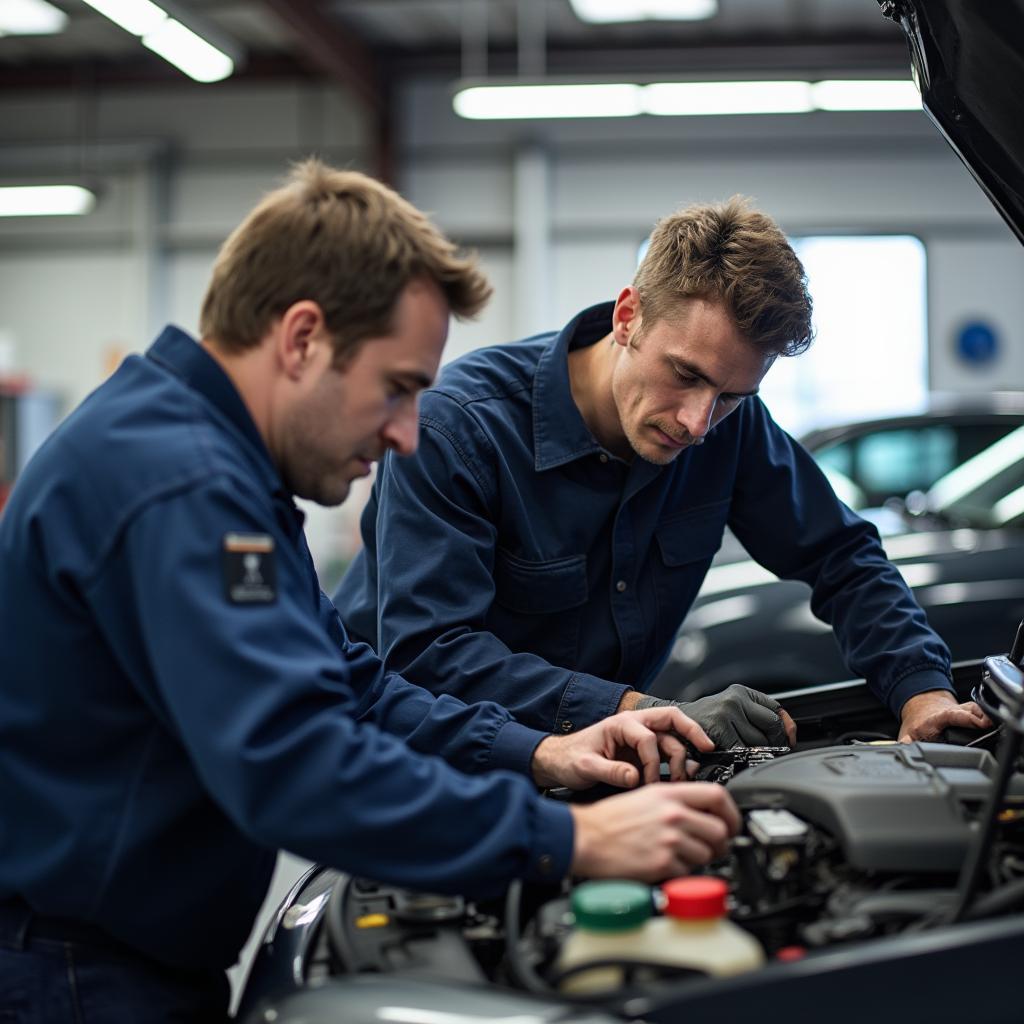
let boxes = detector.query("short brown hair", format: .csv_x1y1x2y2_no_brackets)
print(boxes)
633,196,813,356
200,159,492,360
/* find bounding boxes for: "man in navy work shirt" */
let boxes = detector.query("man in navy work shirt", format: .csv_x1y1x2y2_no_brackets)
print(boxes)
336,196,990,746
0,162,741,1023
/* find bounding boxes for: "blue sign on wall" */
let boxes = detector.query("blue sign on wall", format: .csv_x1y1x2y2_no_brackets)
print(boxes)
955,320,1000,366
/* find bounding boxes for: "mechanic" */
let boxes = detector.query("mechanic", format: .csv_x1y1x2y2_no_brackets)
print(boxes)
0,162,742,1024
335,195,990,747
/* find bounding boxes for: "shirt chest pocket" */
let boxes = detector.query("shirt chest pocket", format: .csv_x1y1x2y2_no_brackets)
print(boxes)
490,550,588,669
655,500,730,568
652,500,730,651
493,550,589,613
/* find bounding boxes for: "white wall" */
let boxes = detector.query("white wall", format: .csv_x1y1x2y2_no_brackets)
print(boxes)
0,82,370,408
929,235,1024,393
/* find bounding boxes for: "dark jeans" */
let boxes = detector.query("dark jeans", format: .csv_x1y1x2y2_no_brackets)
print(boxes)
0,901,230,1023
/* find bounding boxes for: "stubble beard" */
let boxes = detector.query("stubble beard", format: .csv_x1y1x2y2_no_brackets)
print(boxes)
625,418,688,466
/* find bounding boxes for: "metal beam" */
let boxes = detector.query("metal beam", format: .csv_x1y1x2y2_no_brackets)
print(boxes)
262,0,382,114
261,0,394,181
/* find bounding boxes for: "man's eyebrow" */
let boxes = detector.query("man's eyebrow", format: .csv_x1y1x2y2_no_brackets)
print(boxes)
668,356,759,397
393,370,435,390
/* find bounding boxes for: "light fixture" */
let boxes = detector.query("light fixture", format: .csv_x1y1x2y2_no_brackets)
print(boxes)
645,81,813,116
79,0,238,83
0,186,97,218
452,78,921,120
0,0,67,35
454,83,642,120
811,79,923,112
80,0,165,35
141,17,234,83
569,0,718,23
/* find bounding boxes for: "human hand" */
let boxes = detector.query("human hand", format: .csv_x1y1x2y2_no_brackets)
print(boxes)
531,707,713,791
570,782,741,881
635,684,796,748
898,689,992,742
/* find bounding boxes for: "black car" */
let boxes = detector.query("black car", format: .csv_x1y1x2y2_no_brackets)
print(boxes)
238,4,1024,1022
652,408,1024,700
803,395,1024,512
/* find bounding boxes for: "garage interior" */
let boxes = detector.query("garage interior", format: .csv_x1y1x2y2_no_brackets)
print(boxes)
3,0,1024,1013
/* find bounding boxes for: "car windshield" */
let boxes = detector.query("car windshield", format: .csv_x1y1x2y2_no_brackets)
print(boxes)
925,425,1024,529
811,419,1023,511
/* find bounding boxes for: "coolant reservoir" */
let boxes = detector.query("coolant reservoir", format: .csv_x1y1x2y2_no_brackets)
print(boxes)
555,881,653,993
645,876,765,977
556,878,764,993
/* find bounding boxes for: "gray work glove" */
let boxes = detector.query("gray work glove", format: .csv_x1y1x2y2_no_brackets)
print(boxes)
635,684,791,749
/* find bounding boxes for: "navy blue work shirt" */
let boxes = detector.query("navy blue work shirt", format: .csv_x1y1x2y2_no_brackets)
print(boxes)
336,302,953,734
0,326,572,972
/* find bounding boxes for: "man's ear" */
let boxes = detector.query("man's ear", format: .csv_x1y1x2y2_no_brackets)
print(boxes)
611,286,641,348
277,300,328,380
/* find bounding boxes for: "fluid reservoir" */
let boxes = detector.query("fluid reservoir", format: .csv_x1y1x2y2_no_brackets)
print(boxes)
646,876,765,977
555,881,653,993
556,878,764,994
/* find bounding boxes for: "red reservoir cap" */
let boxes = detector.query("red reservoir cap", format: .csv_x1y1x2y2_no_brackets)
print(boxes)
661,876,728,919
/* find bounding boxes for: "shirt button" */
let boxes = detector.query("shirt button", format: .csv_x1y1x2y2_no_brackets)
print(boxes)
560,720,574,733
616,580,627,593
537,854,555,876
599,453,609,463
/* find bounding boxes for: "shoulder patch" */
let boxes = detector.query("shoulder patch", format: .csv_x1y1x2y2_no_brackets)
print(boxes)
223,532,277,604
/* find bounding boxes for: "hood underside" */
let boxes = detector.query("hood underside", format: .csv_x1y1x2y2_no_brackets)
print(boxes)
880,0,1024,245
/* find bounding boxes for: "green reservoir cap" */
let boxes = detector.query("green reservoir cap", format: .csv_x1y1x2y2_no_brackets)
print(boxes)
571,881,652,932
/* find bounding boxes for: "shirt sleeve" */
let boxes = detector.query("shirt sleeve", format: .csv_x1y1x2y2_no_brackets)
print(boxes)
338,412,628,733
111,476,573,897
728,400,954,716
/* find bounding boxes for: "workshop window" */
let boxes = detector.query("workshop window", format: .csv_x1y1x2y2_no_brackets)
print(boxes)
756,235,928,437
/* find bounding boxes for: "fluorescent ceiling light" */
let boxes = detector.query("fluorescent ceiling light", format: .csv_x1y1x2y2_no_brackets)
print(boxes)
142,18,234,83
453,79,920,120
0,186,97,218
570,0,717,22
645,81,813,116
455,83,643,120
811,79,921,111
80,0,235,82
0,0,67,35
80,0,166,36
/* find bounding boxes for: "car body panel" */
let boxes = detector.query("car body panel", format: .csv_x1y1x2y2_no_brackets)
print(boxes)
653,405,1024,700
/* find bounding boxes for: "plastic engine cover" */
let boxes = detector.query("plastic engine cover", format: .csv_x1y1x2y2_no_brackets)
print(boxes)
726,742,1024,873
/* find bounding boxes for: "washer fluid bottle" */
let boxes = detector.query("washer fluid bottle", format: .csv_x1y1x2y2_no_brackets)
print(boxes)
555,881,653,993
646,876,765,977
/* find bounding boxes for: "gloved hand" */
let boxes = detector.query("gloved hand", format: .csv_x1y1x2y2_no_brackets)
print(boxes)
635,684,795,749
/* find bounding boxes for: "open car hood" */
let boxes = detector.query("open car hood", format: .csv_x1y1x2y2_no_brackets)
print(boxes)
880,0,1024,245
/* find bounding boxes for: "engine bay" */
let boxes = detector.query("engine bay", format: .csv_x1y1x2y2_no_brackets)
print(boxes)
238,656,1024,1023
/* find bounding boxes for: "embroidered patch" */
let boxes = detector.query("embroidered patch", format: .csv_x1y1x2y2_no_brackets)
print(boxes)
222,533,277,604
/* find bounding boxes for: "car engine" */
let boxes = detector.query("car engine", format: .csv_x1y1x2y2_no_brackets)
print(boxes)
237,654,1024,1023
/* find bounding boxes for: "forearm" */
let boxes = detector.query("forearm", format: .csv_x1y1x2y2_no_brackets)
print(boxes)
617,689,642,711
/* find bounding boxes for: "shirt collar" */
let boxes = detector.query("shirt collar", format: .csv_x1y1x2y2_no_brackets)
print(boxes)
145,325,287,498
532,301,617,472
